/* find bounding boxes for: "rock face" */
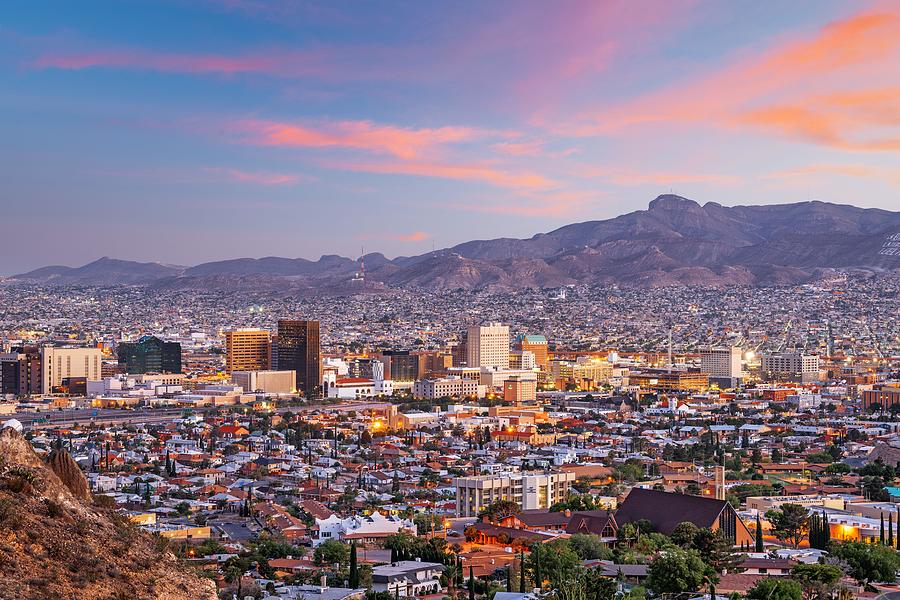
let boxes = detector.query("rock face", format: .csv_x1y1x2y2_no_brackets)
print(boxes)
46,446,91,503
12,196,900,290
0,427,216,600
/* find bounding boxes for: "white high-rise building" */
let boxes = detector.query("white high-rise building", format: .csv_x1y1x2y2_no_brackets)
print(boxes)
466,322,510,369
41,346,102,393
700,346,743,379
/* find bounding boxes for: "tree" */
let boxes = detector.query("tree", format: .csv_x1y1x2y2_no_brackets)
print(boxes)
349,541,359,588
755,513,764,552
646,548,711,595
790,564,842,600
830,541,900,585
314,539,349,566
174,501,191,516
671,522,700,548
766,504,809,548
478,499,521,522
527,540,580,591
747,578,802,600
569,533,612,560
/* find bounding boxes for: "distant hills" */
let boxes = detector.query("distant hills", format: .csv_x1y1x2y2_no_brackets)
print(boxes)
12,195,900,290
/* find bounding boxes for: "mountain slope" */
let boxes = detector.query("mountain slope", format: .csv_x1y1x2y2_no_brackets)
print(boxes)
0,427,216,600
12,196,900,289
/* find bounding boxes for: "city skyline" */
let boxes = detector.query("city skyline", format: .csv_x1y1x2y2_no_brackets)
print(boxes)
3,1,900,273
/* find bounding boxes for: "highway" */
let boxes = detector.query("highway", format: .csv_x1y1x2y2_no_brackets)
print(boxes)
5,401,392,431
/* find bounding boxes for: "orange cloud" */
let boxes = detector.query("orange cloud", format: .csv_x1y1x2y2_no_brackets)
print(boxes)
233,119,490,159
739,87,900,151
327,159,555,190
568,9,900,151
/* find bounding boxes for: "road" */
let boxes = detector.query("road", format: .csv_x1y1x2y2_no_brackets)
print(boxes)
5,400,392,431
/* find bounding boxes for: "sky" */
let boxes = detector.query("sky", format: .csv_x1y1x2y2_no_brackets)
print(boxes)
2,0,900,274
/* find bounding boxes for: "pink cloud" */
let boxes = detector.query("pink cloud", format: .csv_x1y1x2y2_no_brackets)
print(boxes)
566,8,900,151
326,159,555,190
32,48,330,77
203,167,302,185
390,231,429,242
233,119,488,159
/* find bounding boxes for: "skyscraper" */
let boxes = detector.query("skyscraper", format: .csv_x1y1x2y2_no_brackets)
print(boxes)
276,320,321,399
117,336,182,374
466,322,510,369
225,328,271,373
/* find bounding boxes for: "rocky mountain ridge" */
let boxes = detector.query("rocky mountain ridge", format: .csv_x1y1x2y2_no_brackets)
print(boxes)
12,196,900,290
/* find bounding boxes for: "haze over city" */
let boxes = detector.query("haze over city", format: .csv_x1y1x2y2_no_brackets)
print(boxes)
3,0,900,273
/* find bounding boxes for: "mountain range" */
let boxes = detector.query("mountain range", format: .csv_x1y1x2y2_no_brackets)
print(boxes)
10,195,900,291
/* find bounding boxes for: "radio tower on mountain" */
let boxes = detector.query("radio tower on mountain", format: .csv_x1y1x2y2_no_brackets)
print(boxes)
352,246,365,283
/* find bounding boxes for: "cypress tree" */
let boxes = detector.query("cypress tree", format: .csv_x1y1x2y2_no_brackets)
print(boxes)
755,513,764,552
880,513,885,545
469,566,475,600
506,565,511,592
889,513,895,548
390,547,398,563
519,551,526,593
349,541,359,588
823,511,830,546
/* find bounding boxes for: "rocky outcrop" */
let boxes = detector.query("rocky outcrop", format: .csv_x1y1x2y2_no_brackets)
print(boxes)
0,427,216,600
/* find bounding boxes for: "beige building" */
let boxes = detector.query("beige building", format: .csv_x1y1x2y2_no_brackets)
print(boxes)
454,471,576,517
412,376,484,399
466,322,510,369
41,346,102,393
231,370,296,394
225,328,271,373
700,346,743,379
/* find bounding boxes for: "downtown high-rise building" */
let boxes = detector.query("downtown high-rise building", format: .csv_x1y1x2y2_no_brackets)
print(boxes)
225,328,271,373
276,320,321,399
466,322,510,369
117,335,182,374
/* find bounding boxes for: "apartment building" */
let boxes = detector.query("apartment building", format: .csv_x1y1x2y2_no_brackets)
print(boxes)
453,471,576,517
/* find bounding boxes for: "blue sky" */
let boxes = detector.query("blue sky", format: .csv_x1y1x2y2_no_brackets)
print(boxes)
2,0,899,273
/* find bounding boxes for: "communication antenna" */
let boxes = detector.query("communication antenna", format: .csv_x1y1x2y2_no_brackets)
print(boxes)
668,328,673,373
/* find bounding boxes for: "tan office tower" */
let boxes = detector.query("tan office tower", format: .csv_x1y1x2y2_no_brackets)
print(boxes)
466,322,510,369
225,328,271,373
41,346,102,393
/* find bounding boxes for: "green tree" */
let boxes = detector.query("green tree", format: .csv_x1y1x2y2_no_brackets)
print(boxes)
671,522,700,548
746,578,802,600
527,539,580,590
478,499,521,522
569,533,612,560
830,541,900,585
790,564,842,600
646,548,711,595
314,539,349,566
174,501,191,516
349,541,359,588
766,504,809,548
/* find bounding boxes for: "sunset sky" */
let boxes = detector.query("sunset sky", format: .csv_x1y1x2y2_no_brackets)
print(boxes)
2,0,899,273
